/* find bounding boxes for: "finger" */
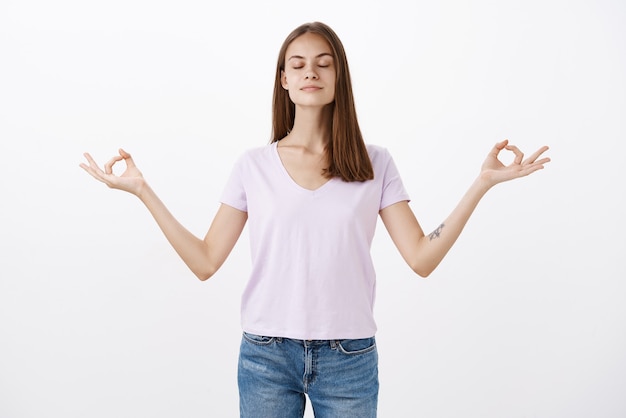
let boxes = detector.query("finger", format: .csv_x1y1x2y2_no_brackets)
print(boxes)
518,156,551,175
79,154,107,183
104,155,124,175
522,146,550,165
488,139,508,158
80,164,107,183
520,163,546,176
505,144,524,165
119,148,137,169
81,153,107,176
521,158,550,173
82,152,101,170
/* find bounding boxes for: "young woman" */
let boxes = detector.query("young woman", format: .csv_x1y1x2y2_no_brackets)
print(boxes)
80,21,550,418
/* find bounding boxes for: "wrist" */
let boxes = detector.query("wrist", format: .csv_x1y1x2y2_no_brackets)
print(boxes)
135,179,151,201
473,173,494,195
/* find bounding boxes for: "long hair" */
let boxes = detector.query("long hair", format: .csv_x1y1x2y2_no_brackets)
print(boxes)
271,22,374,182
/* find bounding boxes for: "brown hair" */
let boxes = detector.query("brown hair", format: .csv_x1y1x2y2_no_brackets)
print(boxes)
271,22,374,182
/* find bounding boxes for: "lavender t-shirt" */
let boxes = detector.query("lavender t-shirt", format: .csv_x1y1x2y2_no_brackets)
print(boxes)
220,142,410,340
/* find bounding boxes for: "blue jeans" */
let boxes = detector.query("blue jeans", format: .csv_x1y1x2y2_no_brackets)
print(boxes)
238,333,379,418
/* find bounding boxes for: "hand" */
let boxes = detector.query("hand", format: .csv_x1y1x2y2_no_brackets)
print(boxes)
479,140,550,187
79,148,146,196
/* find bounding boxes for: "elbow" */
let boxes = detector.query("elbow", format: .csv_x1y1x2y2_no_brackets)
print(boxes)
194,265,217,282
413,267,433,278
410,260,436,278
196,272,212,281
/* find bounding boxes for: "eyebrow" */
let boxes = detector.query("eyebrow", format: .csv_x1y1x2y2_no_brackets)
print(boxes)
287,52,334,61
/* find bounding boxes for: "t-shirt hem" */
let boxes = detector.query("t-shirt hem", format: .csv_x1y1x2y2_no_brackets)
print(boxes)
241,326,377,341
219,200,248,213
380,197,411,211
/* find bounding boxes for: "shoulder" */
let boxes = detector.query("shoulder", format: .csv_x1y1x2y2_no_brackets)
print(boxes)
240,143,273,158
365,143,393,167
233,143,275,166
365,143,389,156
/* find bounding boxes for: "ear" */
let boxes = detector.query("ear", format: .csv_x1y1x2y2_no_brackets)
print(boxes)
281,70,288,90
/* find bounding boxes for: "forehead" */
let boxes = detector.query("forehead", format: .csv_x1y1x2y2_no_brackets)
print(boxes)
285,32,333,58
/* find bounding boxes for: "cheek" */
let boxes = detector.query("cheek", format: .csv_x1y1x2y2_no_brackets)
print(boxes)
327,80,336,96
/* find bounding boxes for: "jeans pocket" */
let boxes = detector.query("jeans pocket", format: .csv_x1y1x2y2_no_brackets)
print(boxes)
337,337,377,355
242,332,276,346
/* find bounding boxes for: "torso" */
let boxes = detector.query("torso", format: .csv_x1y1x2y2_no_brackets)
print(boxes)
219,142,411,339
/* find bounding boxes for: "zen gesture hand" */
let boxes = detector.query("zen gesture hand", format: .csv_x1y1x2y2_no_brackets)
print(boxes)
80,148,146,196
479,140,550,187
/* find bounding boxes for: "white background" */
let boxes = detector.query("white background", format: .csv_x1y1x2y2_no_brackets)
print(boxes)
1,0,624,417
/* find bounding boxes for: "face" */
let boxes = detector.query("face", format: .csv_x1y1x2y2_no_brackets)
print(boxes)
281,32,336,108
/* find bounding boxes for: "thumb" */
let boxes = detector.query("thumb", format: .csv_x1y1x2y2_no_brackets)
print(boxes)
118,148,137,168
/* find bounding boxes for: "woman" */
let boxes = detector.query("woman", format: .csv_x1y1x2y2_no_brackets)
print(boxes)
80,21,550,418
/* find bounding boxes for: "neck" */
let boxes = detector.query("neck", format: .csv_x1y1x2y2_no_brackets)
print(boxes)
285,105,332,150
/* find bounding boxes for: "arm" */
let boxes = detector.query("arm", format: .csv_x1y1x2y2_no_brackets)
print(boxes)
380,140,550,278
80,149,247,281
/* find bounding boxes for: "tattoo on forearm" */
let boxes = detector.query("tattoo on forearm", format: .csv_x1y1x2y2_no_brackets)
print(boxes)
428,223,445,241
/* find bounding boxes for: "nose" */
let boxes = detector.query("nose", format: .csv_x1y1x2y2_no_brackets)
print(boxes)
304,69,318,79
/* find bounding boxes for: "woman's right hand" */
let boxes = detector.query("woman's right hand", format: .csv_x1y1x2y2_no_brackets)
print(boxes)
80,148,146,196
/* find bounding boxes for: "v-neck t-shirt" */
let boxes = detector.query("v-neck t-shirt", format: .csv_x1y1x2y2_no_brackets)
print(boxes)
220,141,410,340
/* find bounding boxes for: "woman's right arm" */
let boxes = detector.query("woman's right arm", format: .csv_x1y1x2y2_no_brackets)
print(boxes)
80,148,247,281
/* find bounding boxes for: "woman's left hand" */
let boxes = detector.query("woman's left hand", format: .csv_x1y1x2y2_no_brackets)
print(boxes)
479,140,550,187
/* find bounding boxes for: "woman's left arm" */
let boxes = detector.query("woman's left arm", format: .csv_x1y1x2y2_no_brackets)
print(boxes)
379,140,550,277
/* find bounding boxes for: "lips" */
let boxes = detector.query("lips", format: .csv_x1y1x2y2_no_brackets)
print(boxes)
301,85,322,91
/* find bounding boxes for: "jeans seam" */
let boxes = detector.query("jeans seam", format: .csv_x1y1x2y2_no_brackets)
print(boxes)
242,332,276,346
336,339,377,356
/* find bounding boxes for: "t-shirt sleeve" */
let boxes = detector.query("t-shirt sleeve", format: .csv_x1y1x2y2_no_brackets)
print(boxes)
379,148,411,210
220,154,248,212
